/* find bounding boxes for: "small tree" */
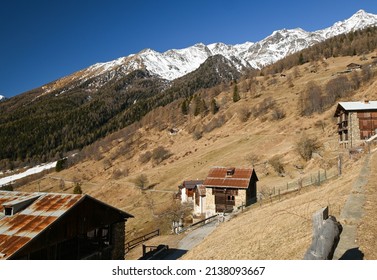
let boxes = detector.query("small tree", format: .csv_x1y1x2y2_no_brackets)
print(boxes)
134,174,149,190
210,98,219,114
298,53,306,65
233,82,240,102
55,158,67,172
181,99,189,115
73,182,83,194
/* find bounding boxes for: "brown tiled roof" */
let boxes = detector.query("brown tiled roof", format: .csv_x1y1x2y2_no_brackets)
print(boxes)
203,167,258,189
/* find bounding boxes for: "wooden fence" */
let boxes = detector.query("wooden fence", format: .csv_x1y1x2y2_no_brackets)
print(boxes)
258,167,339,204
125,229,160,253
175,214,218,234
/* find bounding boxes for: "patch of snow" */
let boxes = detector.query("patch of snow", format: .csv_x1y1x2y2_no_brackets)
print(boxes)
0,161,57,187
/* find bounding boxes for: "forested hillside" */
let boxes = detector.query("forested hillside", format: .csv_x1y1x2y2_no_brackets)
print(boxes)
0,55,239,169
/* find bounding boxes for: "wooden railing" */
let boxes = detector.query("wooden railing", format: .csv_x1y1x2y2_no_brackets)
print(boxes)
125,229,160,253
176,214,218,234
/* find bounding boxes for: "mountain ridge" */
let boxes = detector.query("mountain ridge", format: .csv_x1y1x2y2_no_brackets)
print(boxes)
37,9,377,96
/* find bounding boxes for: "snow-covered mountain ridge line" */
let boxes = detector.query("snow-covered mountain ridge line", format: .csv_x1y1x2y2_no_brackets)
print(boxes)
45,9,377,93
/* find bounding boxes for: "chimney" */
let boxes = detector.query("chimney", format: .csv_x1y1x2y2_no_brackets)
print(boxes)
226,167,235,176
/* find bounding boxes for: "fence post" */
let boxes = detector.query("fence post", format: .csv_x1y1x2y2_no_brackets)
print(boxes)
142,244,147,257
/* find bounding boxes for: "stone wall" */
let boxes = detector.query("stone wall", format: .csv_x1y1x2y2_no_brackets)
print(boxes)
349,112,361,147
205,188,216,217
235,189,246,209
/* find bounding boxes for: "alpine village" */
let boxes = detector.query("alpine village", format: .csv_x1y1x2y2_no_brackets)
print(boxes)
2,10,377,260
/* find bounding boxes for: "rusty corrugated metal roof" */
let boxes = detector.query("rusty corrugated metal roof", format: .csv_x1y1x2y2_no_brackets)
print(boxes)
0,191,84,259
203,167,255,189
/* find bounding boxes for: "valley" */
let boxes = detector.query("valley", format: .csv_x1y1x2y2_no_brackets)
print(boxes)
6,53,377,259
1,9,377,260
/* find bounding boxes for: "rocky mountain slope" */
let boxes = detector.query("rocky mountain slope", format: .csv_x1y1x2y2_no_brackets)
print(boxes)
41,10,377,95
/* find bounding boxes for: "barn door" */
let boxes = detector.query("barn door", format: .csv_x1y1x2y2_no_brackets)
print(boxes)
214,190,236,213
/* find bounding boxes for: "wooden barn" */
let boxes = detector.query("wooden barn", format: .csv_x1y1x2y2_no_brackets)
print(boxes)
334,101,377,148
203,167,258,217
0,190,133,260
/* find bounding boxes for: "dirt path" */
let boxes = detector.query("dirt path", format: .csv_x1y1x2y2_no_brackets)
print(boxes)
333,153,371,260
162,220,219,260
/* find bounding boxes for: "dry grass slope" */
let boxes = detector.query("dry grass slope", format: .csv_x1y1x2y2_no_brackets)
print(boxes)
15,53,377,259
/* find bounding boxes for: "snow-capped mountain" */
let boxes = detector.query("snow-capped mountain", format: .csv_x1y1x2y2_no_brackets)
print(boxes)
0,95,6,102
44,9,377,94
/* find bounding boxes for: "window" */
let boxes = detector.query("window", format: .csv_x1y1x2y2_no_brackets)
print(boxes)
227,195,235,201
4,207,13,216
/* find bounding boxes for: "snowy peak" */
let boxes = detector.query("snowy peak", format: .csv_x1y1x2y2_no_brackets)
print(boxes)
317,9,377,39
40,9,377,95
0,95,6,102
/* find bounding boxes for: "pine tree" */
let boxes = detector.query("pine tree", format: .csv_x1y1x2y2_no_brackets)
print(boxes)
233,82,240,102
181,99,189,115
193,95,201,116
210,98,219,114
298,53,305,65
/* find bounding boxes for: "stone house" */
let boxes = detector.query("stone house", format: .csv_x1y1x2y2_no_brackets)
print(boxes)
334,101,377,148
203,167,258,217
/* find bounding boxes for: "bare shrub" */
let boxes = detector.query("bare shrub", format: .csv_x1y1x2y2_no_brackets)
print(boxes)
139,151,152,164
271,108,286,120
245,153,260,167
253,97,276,117
323,76,352,107
102,158,112,170
156,200,194,234
362,66,373,82
112,168,129,179
237,106,251,122
152,146,172,164
266,78,278,86
296,134,321,161
203,114,226,133
134,174,149,190
269,155,285,175
192,129,203,140
298,81,323,116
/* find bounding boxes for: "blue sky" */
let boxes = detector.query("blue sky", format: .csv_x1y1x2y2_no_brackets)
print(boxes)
1,0,377,98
